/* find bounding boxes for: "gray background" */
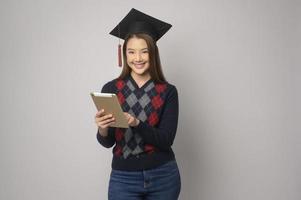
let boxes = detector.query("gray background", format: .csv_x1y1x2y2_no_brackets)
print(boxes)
1,0,300,199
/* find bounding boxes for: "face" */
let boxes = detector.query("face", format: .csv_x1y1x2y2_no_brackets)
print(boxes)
126,37,150,78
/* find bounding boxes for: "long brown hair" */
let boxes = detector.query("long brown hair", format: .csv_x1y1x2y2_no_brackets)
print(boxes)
117,33,166,83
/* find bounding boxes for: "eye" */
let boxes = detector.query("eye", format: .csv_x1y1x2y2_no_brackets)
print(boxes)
142,50,149,54
127,51,134,54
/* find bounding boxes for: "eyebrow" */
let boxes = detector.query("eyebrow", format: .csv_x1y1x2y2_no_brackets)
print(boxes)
127,48,148,51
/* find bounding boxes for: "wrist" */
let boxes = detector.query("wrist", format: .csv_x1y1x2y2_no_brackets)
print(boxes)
98,127,108,137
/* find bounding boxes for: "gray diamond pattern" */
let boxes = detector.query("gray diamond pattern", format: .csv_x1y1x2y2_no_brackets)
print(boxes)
121,78,156,159
138,111,147,122
139,93,150,108
126,93,138,107
144,82,155,92
127,80,135,91
128,109,135,117
124,128,133,143
122,145,131,158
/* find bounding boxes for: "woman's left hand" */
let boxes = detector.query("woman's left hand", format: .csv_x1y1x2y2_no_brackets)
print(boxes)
124,112,140,127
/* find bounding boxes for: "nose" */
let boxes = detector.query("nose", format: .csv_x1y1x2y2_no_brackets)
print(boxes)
135,52,142,62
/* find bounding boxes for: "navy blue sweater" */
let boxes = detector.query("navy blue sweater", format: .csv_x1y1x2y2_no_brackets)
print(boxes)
97,75,179,171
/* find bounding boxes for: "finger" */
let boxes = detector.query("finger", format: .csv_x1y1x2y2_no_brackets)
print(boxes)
99,121,116,129
96,113,113,121
107,121,116,127
100,114,114,122
98,116,115,124
129,118,134,125
128,114,134,121
96,109,105,117
123,112,130,119
98,117,115,127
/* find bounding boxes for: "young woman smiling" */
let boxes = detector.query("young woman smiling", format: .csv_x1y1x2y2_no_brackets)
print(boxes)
94,8,181,200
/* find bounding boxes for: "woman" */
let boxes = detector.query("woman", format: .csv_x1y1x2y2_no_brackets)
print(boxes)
94,8,181,200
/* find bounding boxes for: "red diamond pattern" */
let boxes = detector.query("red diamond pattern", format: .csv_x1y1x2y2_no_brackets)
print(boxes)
152,95,163,110
148,112,159,126
145,144,156,154
117,91,125,104
114,145,122,156
115,128,124,141
116,80,125,90
155,84,166,93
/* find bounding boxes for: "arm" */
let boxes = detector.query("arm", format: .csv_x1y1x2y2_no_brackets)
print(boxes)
133,86,179,150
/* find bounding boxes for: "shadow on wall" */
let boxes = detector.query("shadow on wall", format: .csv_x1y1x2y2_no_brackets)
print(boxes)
166,49,212,199
176,82,212,199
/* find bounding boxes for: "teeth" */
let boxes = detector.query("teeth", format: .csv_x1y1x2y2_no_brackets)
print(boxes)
135,63,144,68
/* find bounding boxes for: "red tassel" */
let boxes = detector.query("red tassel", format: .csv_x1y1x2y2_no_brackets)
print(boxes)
118,44,122,67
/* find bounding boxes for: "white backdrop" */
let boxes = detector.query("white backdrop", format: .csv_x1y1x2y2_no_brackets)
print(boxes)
1,0,300,199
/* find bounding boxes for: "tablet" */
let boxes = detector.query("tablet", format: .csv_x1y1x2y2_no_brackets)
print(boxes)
90,92,129,128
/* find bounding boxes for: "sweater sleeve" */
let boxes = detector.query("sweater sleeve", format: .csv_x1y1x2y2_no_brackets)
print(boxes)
97,128,115,148
133,85,179,150
96,81,116,148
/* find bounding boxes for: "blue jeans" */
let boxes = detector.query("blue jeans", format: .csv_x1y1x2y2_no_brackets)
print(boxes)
108,160,181,200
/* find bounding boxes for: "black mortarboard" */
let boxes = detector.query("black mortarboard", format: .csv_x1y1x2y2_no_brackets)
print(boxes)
110,8,172,41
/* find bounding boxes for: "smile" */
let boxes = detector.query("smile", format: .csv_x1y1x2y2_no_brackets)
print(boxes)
133,63,146,69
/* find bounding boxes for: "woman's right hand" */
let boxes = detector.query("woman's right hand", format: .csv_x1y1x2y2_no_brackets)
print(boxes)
95,109,115,137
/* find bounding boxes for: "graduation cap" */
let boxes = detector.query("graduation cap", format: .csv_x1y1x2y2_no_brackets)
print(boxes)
109,8,172,66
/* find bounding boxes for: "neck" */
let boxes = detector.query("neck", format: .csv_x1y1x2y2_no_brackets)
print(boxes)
130,72,151,87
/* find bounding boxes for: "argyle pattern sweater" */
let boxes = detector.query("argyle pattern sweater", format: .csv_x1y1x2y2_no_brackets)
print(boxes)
97,75,179,171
